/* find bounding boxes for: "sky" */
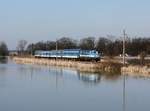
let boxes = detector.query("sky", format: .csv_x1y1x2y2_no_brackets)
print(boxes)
0,0,150,49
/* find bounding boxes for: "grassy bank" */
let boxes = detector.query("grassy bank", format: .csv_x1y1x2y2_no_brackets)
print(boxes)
121,65,150,77
12,57,150,77
12,57,122,74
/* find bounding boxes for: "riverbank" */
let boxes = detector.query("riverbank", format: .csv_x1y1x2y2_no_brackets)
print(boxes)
121,65,150,77
12,57,150,77
12,57,122,74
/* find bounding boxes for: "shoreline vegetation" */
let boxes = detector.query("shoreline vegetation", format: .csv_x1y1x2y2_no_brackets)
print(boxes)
12,57,122,74
122,66,150,77
12,57,150,77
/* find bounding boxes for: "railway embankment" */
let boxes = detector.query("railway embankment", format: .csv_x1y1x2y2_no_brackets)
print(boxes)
12,57,150,77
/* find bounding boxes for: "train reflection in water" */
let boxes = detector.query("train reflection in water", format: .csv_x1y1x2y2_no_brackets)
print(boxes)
77,72,101,84
15,63,120,86
48,67,102,85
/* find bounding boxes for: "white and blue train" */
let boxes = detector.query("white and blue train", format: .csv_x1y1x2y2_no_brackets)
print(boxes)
34,49,100,61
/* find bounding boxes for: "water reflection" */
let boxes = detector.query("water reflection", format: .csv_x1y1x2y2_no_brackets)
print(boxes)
78,72,101,85
16,64,121,86
1,60,150,111
0,57,8,64
0,58,8,75
0,65,6,73
0,59,122,87
103,73,121,81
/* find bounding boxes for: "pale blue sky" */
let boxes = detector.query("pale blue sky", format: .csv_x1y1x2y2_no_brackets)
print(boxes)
0,0,150,49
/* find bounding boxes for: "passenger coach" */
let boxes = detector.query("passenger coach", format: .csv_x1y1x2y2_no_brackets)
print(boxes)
34,49,100,61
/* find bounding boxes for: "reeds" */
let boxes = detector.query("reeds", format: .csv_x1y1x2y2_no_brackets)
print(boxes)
12,57,122,74
12,57,150,77
121,65,150,77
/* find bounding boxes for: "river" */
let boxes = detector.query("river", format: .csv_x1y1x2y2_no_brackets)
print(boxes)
0,59,150,111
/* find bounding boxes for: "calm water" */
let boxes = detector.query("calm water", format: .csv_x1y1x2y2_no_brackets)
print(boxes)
0,59,150,111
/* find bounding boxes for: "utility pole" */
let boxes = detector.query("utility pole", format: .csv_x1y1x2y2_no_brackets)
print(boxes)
31,43,34,57
123,30,126,65
123,30,126,111
56,39,58,60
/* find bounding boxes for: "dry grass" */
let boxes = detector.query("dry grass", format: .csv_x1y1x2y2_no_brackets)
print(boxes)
121,65,150,77
13,57,122,74
12,57,150,77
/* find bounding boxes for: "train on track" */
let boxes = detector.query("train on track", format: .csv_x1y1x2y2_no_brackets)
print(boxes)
34,49,100,61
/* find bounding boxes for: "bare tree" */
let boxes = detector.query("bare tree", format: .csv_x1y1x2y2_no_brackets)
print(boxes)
96,37,111,55
17,40,27,55
79,37,95,50
57,37,77,49
0,42,8,56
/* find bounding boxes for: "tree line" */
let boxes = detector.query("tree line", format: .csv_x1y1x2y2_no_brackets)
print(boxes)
25,37,150,56
0,36,149,57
